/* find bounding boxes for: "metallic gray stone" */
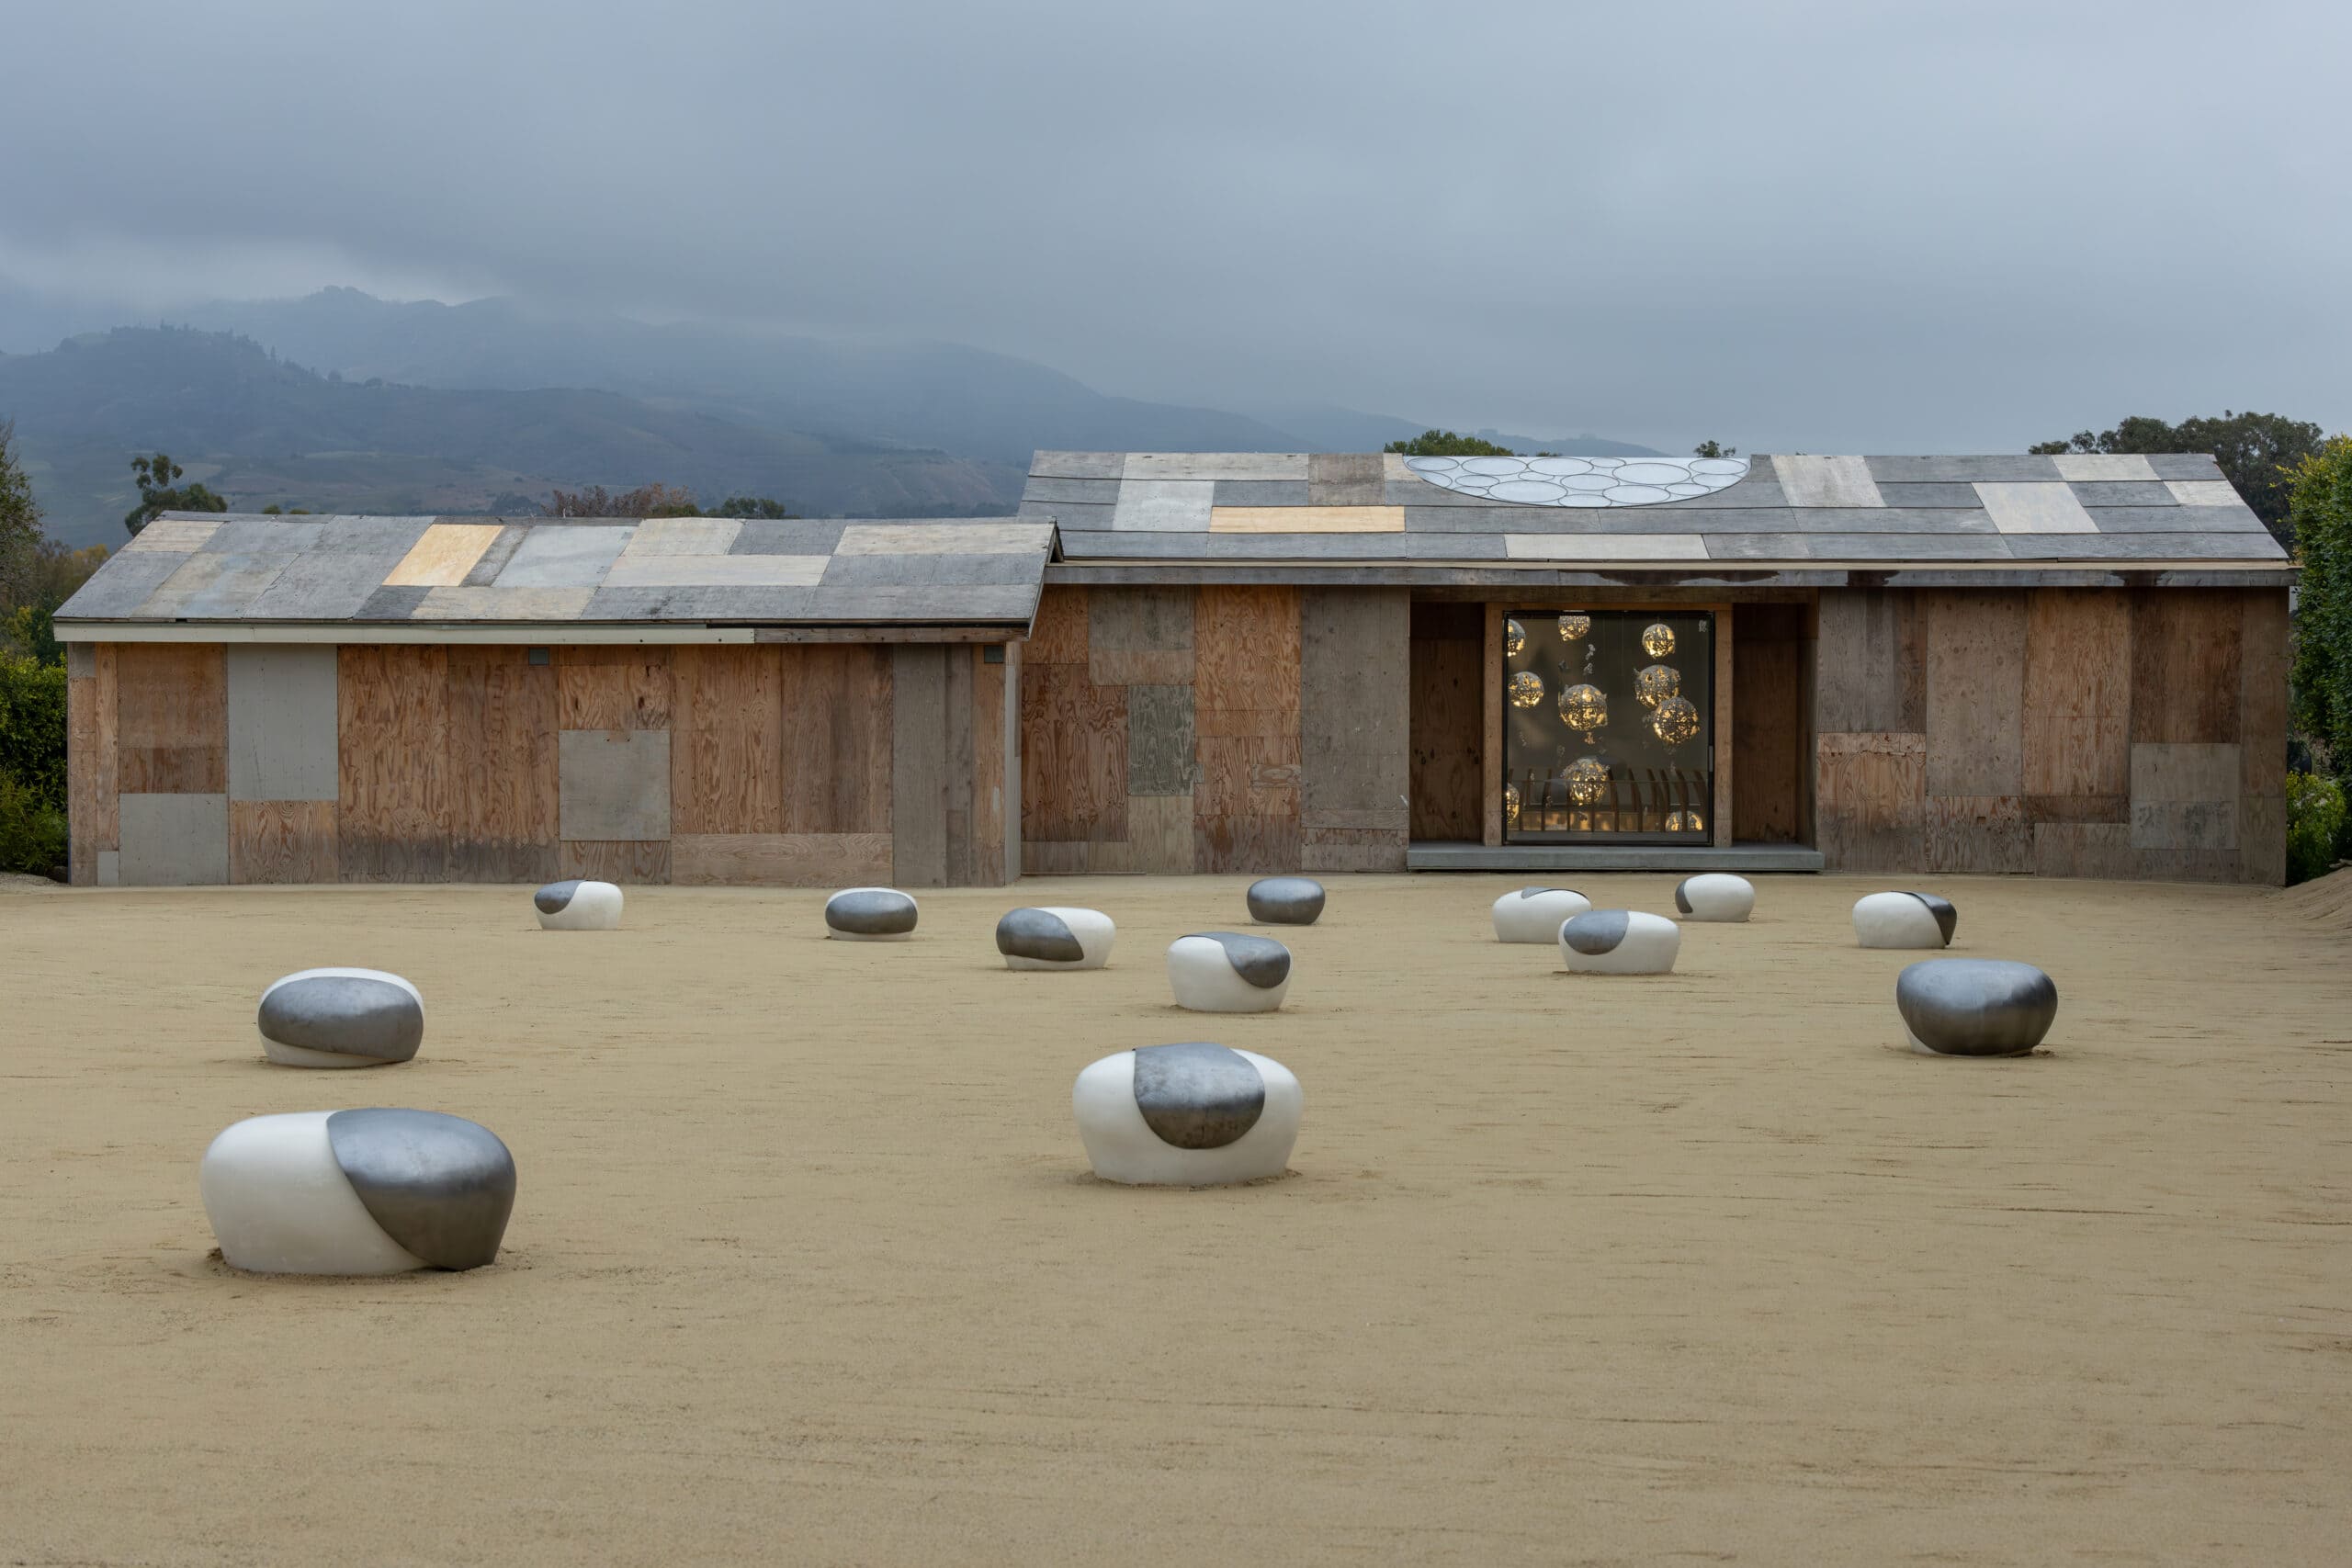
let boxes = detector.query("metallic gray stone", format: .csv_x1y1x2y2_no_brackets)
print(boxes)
325,1109,516,1270
996,908,1083,962
1902,892,1960,945
1246,876,1325,925
256,976,424,1063
1189,931,1293,989
1131,1043,1265,1150
1561,909,1630,956
534,879,582,915
827,888,918,935
1673,879,1693,915
1895,959,2058,1057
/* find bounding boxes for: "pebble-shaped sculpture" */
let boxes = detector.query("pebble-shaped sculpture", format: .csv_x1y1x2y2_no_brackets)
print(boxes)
256,968,424,1068
1072,1043,1302,1185
1246,876,1326,926
1896,959,2058,1056
1491,886,1592,943
1168,932,1292,1013
199,1109,516,1275
996,906,1116,971
1853,891,1958,949
1557,909,1681,975
1674,874,1756,923
824,886,919,942
534,879,623,931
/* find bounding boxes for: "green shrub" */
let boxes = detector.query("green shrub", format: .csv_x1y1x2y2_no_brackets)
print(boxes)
2290,435,2352,767
2286,771,2347,885
0,656,67,807
0,770,65,875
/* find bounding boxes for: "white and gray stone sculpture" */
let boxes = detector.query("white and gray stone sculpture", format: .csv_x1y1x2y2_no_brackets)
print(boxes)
1492,886,1592,942
199,1109,516,1275
996,906,1116,970
1557,909,1681,975
1072,1043,1302,1185
1246,876,1326,926
1673,874,1756,923
534,879,622,931
1896,959,2058,1056
1168,932,1292,1013
1853,891,1958,949
824,886,919,941
256,968,424,1068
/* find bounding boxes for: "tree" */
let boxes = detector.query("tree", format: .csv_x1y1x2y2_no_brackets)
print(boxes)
2289,435,2352,773
542,482,701,518
0,420,41,608
2030,412,2323,548
709,495,797,519
1383,429,1517,457
2,540,111,666
1693,439,1736,459
124,452,228,536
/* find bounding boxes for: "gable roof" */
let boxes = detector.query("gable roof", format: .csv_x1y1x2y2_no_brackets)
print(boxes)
55,514,1060,641
1017,452,2291,579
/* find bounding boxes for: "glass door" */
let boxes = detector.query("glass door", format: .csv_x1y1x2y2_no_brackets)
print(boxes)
1502,609,1714,843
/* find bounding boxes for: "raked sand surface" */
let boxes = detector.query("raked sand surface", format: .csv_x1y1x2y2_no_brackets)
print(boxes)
2,872,2349,1565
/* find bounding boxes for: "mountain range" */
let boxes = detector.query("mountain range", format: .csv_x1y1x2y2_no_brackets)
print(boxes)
0,288,1662,547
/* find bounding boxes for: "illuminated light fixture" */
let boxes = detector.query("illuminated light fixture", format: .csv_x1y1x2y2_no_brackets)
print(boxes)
1566,756,1609,806
1509,671,1545,708
1557,682,1608,741
1667,809,1705,833
1634,663,1679,710
1504,783,1521,821
1505,618,1526,656
1651,694,1701,746
1556,613,1590,643
1642,623,1676,658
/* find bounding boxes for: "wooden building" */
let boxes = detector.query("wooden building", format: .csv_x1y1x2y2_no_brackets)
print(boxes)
59,449,2294,886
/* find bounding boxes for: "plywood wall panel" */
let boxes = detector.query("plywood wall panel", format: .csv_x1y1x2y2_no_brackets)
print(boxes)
673,832,890,886
1816,730,1925,872
557,646,673,731
1194,814,1303,874
446,646,560,882
1020,661,1128,841
2130,589,2241,744
67,644,119,884
1026,584,1089,663
560,839,672,884
117,643,226,795
780,645,892,836
1923,590,2026,797
1408,628,1482,842
892,644,950,886
230,800,340,884
2021,590,2131,800
1815,589,1923,733
970,646,1008,884
1924,795,2032,874
672,645,783,836
2238,589,2289,802
1195,585,1299,720
337,646,450,882
1731,636,1803,843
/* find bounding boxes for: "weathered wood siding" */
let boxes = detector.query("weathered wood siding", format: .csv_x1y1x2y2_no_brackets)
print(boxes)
68,640,1016,886
1022,582,1407,874
1814,587,2287,883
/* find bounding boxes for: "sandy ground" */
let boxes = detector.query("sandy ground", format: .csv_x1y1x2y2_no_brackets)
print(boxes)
2,871,2348,1566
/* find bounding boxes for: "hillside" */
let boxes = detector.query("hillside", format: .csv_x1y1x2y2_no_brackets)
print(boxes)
0,327,1023,545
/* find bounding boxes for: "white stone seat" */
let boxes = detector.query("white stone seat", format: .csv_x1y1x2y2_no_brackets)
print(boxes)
535,879,623,931
199,1110,515,1275
1167,932,1291,1012
1072,1043,1301,1185
1557,909,1681,975
996,907,1115,970
255,968,424,1068
1492,886,1592,942
1673,874,1755,922
1853,891,1957,949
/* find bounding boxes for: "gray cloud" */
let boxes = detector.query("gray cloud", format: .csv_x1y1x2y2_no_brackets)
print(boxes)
5,0,2346,451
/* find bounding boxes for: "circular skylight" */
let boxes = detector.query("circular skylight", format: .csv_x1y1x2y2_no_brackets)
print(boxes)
1405,454,1747,507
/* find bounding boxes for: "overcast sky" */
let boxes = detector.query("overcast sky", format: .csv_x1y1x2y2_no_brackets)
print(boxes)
3,0,2346,452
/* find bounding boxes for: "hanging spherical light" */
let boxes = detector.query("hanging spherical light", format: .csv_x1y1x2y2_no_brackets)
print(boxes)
1557,682,1608,740
1666,809,1705,833
1555,613,1590,643
1566,756,1609,806
1634,663,1679,710
1503,782,1521,822
1642,622,1676,658
1505,618,1526,656
1509,671,1544,708
1650,694,1701,746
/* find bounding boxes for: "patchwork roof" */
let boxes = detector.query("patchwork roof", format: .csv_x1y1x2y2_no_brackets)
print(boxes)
1018,451,2291,574
56,514,1060,637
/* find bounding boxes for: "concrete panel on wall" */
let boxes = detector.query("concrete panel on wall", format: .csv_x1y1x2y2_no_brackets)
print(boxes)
1924,591,2026,797
226,645,340,802
1128,684,1197,795
559,729,672,841
1814,590,1922,733
119,792,229,886
1300,587,1408,871
2130,742,2240,851
891,644,950,886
